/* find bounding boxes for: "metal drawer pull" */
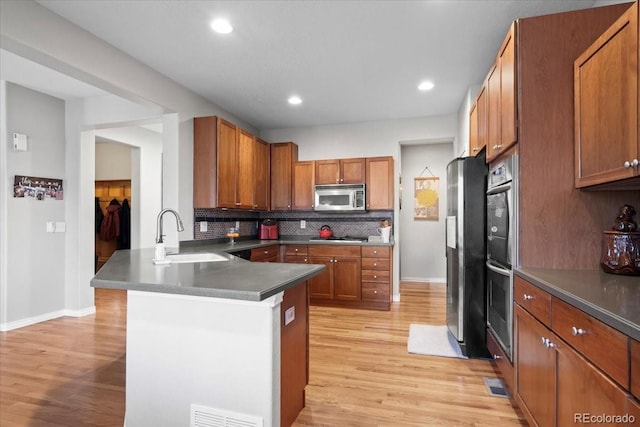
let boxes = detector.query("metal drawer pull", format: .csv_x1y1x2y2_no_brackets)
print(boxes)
523,294,534,300
571,327,586,336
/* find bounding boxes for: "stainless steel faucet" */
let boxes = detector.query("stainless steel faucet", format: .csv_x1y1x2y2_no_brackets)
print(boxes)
156,209,184,244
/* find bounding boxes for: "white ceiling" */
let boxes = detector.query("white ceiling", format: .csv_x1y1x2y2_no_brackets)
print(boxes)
18,1,602,130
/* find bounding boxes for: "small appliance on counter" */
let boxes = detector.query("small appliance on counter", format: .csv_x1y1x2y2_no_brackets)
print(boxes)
601,204,639,276
258,219,279,240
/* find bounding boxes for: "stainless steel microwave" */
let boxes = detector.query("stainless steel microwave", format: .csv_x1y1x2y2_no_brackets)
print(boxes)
314,184,366,211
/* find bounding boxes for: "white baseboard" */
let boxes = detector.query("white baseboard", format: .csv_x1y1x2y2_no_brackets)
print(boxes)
401,276,446,284
393,293,401,302
0,305,96,331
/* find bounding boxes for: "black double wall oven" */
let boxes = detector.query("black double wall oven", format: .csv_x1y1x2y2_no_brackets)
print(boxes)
486,156,518,361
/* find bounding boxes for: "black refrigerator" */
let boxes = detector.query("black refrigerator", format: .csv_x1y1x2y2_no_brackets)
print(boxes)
445,152,488,358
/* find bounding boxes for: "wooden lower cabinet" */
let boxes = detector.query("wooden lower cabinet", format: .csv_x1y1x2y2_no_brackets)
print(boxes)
250,245,279,262
628,397,640,426
514,277,633,427
280,281,309,427
308,245,361,302
361,246,392,310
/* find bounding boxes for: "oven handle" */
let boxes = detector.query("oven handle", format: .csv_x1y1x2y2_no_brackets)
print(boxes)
486,182,511,195
486,260,511,277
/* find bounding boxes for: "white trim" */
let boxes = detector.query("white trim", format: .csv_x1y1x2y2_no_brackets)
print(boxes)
401,276,446,284
393,293,401,302
0,305,96,331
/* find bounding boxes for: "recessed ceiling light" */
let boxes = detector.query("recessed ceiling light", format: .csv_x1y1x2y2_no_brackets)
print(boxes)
210,18,233,34
288,96,302,105
418,81,435,91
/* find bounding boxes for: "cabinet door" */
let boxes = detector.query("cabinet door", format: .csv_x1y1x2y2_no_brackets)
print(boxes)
193,116,218,208
515,305,555,427
499,23,517,150
486,63,501,162
292,161,315,211
555,337,628,427
469,101,479,156
340,158,366,183
477,84,488,154
366,157,394,210
574,4,638,187
216,118,238,208
308,256,333,299
270,142,298,211
315,160,340,185
333,257,361,301
236,129,255,209
253,138,269,210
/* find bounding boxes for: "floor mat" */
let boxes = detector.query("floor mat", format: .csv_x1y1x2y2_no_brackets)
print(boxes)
407,324,467,359
483,377,509,398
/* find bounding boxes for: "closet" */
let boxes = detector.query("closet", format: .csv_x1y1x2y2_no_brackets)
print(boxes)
95,180,131,271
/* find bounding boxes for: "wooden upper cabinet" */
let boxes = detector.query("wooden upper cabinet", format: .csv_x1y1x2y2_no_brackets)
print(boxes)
487,22,518,163
270,142,298,211
469,83,488,157
366,156,394,210
292,161,315,211
253,138,270,210
315,158,365,184
193,116,219,208
193,116,269,210
574,2,639,188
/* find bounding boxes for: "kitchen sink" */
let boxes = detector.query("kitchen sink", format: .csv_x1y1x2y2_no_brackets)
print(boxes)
165,252,230,263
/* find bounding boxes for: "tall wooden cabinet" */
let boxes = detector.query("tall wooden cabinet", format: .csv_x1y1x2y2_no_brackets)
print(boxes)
315,158,366,185
292,161,315,211
469,84,488,156
365,156,394,210
193,116,269,210
486,22,517,163
270,142,298,211
574,2,639,188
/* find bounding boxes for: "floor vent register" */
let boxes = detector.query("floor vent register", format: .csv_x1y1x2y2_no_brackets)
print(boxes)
191,404,264,427
483,377,509,398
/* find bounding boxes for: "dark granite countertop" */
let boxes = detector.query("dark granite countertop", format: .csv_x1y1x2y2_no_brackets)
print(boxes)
91,243,325,301
515,268,640,341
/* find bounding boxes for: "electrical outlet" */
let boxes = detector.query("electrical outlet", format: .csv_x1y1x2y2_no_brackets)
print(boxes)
200,221,208,232
301,220,306,229
284,306,295,326
235,221,240,229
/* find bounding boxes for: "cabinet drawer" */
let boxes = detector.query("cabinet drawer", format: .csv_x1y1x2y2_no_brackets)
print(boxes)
487,327,513,396
361,283,390,302
361,258,390,271
551,297,629,389
284,245,308,256
361,270,390,283
514,276,551,327
308,245,361,258
362,246,390,258
632,339,640,399
251,245,280,262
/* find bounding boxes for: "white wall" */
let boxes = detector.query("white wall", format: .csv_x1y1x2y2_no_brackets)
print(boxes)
262,114,457,299
399,142,454,282
455,85,480,158
2,83,67,328
1,0,256,326
95,141,132,180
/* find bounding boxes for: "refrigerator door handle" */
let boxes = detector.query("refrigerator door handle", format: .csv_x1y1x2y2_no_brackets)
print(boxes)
486,260,511,277
486,182,511,196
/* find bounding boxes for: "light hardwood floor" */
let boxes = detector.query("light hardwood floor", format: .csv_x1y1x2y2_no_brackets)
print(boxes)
0,283,525,426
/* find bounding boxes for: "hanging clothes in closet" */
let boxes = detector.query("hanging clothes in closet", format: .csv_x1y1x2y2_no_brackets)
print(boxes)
119,198,131,249
100,199,121,241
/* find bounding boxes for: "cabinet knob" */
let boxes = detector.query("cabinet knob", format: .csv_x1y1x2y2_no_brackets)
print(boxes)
571,326,586,336
373,250,378,254
304,258,307,262
540,336,547,346
373,263,377,267
493,354,502,360
235,202,241,206
624,159,639,168
288,205,291,208
374,275,377,279
264,250,268,254
545,339,556,349
373,290,378,294
294,248,298,252
523,294,534,300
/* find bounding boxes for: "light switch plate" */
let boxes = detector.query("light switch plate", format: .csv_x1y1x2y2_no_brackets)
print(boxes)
200,221,208,232
55,222,66,232
300,220,306,229
235,221,240,229
46,221,55,233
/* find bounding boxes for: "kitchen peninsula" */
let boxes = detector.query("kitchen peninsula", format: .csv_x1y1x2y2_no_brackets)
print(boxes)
91,241,325,427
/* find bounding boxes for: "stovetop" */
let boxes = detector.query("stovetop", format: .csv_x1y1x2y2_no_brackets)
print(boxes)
309,236,369,242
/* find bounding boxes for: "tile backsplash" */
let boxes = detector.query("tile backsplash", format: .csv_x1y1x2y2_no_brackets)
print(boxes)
193,209,394,240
